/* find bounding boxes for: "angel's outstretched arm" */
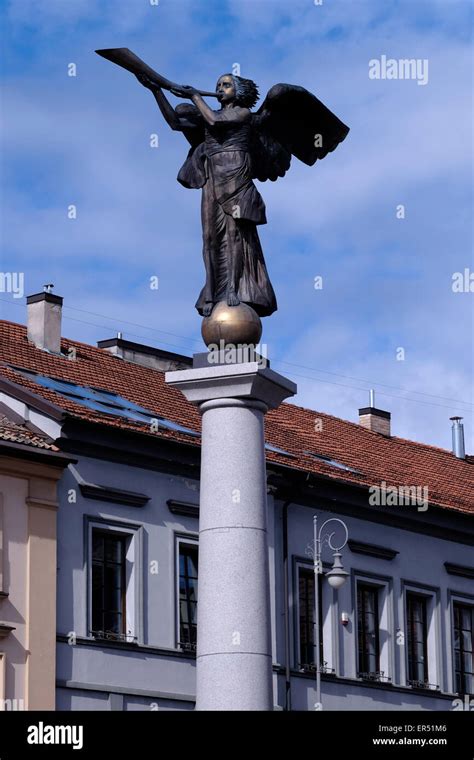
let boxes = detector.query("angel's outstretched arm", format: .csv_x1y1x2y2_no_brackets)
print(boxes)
169,85,249,127
190,92,249,126
136,75,197,131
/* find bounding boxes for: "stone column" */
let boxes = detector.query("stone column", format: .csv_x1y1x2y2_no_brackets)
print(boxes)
166,360,296,710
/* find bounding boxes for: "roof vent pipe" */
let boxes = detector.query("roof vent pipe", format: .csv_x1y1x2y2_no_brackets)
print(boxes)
450,417,466,459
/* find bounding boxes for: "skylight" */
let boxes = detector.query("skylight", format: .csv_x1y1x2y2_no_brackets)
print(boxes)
265,443,295,458
14,369,200,438
304,451,361,474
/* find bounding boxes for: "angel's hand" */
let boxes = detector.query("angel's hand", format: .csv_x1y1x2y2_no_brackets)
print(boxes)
136,73,157,91
171,84,199,99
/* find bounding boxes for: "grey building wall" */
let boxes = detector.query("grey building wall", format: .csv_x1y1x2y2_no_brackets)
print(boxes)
56,452,200,710
55,446,474,711
277,500,473,710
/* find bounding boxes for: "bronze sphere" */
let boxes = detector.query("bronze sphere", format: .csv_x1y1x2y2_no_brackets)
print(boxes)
201,301,262,347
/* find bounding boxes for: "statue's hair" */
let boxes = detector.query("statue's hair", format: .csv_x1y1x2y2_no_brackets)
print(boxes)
222,74,259,109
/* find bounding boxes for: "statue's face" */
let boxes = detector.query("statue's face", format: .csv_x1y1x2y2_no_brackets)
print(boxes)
216,75,236,104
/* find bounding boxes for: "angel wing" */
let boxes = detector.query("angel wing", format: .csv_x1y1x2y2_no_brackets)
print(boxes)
251,83,349,182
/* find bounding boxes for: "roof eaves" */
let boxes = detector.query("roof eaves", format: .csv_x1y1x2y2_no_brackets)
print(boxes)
0,439,76,466
0,371,66,421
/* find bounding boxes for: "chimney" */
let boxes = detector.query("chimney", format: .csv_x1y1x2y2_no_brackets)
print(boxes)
26,285,63,354
358,389,391,436
450,417,466,459
97,335,192,372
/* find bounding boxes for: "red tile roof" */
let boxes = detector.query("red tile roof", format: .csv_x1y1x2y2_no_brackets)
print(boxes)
0,320,472,515
0,413,57,451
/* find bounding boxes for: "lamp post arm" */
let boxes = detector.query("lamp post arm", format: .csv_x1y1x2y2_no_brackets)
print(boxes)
317,517,349,553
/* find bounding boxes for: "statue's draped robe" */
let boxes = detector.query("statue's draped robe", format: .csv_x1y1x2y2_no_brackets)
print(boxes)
177,115,277,317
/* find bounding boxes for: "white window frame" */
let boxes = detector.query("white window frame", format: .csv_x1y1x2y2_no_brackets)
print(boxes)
403,583,440,691
87,519,142,644
0,653,5,707
450,592,474,696
175,535,199,651
0,495,4,593
354,574,392,683
295,559,335,674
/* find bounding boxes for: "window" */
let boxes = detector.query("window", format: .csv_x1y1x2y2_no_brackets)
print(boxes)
406,593,428,686
403,585,439,690
178,543,198,651
0,653,5,704
357,584,380,677
91,530,127,639
303,451,361,474
264,443,295,458
298,567,323,670
14,369,199,437
87,520,140,644
454,603,474,695
0,497,4,593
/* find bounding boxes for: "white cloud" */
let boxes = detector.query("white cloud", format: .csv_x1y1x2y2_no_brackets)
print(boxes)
2,0,472,451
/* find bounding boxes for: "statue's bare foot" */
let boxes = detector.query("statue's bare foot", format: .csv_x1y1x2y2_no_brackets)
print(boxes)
202,303,214,317
227,290,240,307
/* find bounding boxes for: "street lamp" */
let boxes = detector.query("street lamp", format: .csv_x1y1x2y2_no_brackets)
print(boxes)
307,514,349,710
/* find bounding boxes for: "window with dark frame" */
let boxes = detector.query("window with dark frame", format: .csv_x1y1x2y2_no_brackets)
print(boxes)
454,603,474,695
406,592,428,686
357,583,380,677
91,530,127,639
298,567,323,670
179,543,198,651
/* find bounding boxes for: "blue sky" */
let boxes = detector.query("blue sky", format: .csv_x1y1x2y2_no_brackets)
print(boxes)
1,0,473,450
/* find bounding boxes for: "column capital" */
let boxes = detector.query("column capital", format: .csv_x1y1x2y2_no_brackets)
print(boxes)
165,361,297,410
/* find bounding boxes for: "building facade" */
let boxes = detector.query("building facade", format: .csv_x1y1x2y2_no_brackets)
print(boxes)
0,293,472,711
0,414,71,710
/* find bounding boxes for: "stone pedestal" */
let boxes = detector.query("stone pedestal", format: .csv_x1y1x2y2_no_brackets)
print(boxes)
166,360,296,710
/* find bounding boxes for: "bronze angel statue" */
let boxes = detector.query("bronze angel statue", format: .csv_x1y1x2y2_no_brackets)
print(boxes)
96,50,349,319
